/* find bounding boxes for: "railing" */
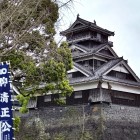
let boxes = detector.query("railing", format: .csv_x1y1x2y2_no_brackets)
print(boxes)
68,35,91,43
67,35,101,43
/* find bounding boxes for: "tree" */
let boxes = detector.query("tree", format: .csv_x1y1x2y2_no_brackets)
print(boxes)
0,0,73,113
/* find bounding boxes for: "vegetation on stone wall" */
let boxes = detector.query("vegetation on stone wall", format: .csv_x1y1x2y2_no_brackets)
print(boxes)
15,105,104,140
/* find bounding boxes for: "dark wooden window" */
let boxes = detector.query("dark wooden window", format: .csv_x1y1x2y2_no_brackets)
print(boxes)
74,91,82,99
107,70,136,81
101,35,108,42
89,59,93,67
91,32,97,38
99,49,113,56
94,59,105,69
44,95,51,102
72,72,85,78
84,60,89,67
68,73,72,78
111,90,140,107
126,74,137,81
77,59,93,67
116,71,126,79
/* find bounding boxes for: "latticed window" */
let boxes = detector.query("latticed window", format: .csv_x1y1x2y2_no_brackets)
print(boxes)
74,91,82,99
94,59,105,69
68,73,72,78
116,71,126,79
44,95,51,102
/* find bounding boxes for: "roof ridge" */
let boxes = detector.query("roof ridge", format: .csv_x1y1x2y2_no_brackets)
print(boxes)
60,17,114,36
77,17,114,35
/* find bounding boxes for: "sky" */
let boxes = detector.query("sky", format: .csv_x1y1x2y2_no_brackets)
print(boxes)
58,0,140,77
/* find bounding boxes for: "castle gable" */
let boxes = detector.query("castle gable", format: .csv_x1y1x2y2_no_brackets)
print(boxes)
60,17,114,36
104,60,140,82
97,45,118,58
74,62,93,77
70,21,85,29
94,58,122,76
70,44,88,53
68,63,93,78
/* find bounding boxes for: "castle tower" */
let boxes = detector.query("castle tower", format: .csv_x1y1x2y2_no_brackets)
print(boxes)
17,16,140,140
60,16,140,106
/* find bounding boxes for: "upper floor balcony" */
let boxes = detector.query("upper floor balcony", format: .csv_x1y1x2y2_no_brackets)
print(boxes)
67,34,101,43
67,34,110,45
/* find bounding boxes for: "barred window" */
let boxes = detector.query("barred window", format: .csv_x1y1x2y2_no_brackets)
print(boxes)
44,95,51,102
116,71,126,79
74,91,82,99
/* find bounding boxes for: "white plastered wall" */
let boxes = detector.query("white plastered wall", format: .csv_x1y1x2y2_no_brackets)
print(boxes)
113,65,129,73
102,82,140,94
72,81,98,91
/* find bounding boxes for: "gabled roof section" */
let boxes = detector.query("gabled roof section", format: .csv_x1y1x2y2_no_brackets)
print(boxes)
73,43,117,54
71,43,109,53
94,58,140,82
74,62,93,77
70,44,88,53
104,60,140,82
69,59,140,87
69,75,98,85
96,44,118,58
112,64,129,73
120,60,140,82
60,16,114,36
102,75,140,88
91,43,108,53
69,21,85,29
72,43,116,60
94,58,123,76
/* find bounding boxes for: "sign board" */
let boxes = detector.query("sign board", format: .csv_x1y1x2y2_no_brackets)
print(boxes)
0,64,14,140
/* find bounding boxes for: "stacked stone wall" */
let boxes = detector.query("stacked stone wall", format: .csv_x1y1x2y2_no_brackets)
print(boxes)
102,104,140,140
15,104,140,140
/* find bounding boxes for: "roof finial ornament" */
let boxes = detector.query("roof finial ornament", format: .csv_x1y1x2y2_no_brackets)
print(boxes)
94,20,96,25
77,14,80,19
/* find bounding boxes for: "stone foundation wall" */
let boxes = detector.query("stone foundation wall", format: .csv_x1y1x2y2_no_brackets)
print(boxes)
15,104,140,140
102,104,140,140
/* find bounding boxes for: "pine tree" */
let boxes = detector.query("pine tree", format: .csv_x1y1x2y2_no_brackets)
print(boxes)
0,0,73,113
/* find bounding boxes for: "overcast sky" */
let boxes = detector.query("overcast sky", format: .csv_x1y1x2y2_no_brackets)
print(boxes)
58,0,140,77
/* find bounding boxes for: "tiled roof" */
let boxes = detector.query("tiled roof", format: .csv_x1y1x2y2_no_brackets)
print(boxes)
94,58,122,76
102,75,140,87
75,43,107,53
69,75,98,85
74,62,93,76
61,17,114,36
70,57,140,87
69,73,140,87
74,44,91,52
70,58,123,84
73,52,93,59
77,17,114,35
73,43,109,59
